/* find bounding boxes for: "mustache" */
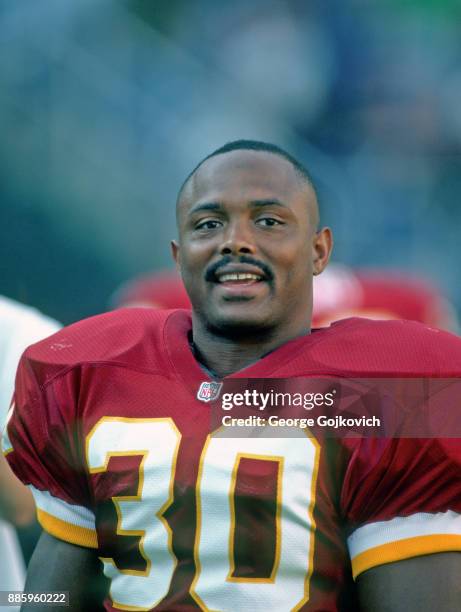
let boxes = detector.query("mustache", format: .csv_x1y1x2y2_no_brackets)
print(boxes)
205,255,274,282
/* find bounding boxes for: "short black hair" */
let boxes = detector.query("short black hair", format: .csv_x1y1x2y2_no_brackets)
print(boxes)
177,139,317,202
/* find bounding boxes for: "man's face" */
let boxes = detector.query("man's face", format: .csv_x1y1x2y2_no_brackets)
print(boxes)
173,150,332,338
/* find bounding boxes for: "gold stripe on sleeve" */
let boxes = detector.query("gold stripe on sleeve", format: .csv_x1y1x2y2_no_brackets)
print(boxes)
352,534,461,579
37,508,98,549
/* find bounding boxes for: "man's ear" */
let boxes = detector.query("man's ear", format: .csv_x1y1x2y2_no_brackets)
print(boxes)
171,240,181,273
312,227,333,276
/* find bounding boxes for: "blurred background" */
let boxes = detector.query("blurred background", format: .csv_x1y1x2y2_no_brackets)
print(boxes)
1,0,461,325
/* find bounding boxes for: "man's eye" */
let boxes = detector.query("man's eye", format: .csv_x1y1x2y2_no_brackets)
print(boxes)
195,219,222,230
256,217,283,227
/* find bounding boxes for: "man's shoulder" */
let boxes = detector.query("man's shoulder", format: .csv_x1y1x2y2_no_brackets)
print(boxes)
327,316,460,346
21,308,191,384
278,317,461,376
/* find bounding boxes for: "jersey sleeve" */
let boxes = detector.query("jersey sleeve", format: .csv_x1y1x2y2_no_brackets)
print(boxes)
2,352,97,549
341,437,461,579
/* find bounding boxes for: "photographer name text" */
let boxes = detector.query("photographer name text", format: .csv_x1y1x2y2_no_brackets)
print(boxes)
221,415,381,429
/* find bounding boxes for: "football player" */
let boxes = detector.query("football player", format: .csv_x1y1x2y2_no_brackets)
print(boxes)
0,296,61,610
110,270,191,310
312,264,458,331
3,141,461,611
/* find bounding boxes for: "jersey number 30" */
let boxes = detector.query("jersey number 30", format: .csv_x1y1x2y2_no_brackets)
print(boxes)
87,418,319,611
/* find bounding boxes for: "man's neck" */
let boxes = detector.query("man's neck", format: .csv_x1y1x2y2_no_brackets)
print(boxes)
190,318,311,379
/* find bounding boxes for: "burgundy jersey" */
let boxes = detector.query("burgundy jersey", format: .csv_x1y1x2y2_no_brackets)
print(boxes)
3,309,461,611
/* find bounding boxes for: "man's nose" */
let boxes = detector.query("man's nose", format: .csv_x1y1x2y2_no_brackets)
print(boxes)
219,220,256,256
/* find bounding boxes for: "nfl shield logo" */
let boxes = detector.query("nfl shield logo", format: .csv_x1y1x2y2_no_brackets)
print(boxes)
197,381,223,402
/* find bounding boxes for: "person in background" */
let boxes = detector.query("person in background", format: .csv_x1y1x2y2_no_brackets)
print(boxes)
312,263,459,331
110,270,191,310
0,295,61,611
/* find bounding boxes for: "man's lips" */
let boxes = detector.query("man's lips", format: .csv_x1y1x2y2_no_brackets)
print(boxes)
214,277,268,299
209,265,270,300
204,256,273,284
